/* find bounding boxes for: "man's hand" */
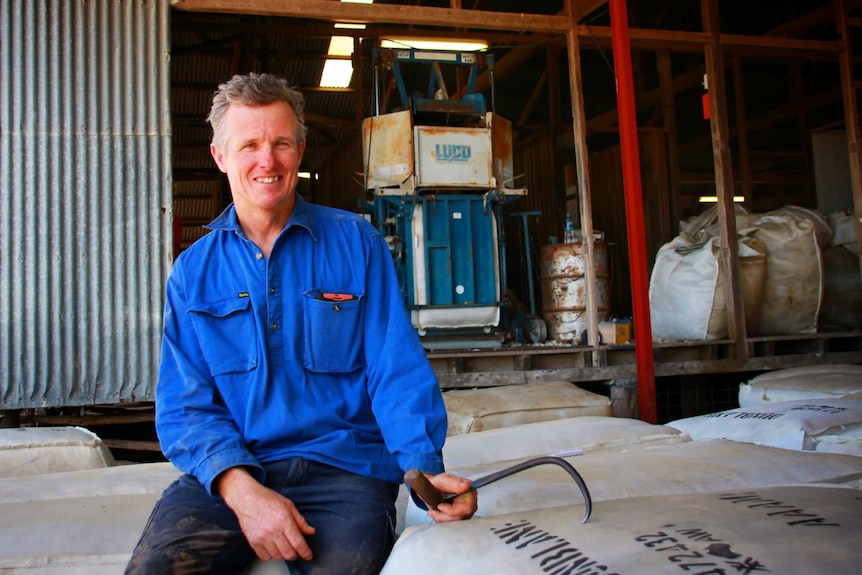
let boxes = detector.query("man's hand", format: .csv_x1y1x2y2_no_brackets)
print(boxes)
215,467,316,561
423,472,478,523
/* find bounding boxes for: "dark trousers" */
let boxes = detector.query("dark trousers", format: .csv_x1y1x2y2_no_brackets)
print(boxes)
125,458,399,575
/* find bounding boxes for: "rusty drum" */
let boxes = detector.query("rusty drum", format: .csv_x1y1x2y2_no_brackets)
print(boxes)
540,242,611,344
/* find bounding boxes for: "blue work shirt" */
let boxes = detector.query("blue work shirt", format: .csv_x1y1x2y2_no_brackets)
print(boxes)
156,196,447,496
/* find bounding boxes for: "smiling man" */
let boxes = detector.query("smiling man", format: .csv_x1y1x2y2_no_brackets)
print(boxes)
125,73,476,575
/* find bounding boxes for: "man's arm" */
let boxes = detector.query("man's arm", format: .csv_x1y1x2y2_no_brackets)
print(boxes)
156,266,264,495
359,228,476,521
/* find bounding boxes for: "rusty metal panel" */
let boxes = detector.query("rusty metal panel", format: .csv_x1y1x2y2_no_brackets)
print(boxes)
0,0,172,409
363,110,414,189
489,113,515,188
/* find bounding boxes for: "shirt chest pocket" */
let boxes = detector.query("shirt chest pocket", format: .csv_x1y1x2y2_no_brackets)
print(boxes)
302,292,365,373
188,296,258,376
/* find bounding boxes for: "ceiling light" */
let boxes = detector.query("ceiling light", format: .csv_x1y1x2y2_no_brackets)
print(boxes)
341,0,373,3
380,38,488,52
698,196,746,203
335,23,366,29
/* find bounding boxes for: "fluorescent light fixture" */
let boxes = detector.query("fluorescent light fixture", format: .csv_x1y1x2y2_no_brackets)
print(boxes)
699,196,746,203
299,172,311,179
380,38,488,52
341,0,373,3
335,23,366,29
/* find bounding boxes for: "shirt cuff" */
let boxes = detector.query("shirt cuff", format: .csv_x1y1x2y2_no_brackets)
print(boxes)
402,452,445,512
197,447,265,496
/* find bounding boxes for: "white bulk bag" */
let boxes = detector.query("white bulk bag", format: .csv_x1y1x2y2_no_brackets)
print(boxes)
680,203,757,242
385,485,862,575
649,234,765,341
750,209,826,335
667,397,862,454
406,438,862,527
442,415,684,469
739,364,862,407
442,381,612,437
0,427,115,477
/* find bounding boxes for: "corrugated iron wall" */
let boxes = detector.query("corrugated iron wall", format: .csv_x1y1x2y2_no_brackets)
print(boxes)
0,0,172,409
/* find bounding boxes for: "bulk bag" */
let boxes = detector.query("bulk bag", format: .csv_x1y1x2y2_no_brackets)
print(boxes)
649,234,766,340
750,207,829,335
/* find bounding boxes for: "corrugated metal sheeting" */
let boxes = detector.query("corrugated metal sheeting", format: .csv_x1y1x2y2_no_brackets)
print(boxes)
0,0,172,409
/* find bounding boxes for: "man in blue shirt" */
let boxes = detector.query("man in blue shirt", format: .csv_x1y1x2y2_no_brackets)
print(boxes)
126,73,476,575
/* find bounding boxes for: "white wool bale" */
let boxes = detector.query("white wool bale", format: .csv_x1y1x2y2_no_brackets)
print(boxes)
667,398,862,454
0,427,115,477
0,461,181,504
386,485,862,575
442,382,612,437
739,364,862,407
406,438,862,527
0,553,134,574
442,416,684,469
0,493,161,572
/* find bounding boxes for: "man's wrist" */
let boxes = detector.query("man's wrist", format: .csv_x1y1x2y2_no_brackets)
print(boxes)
214,466,257,504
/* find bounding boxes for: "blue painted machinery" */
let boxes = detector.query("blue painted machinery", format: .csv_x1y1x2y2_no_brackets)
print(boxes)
362,48,527,348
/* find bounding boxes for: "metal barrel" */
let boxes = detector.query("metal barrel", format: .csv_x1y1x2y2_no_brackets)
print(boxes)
540,242,611,344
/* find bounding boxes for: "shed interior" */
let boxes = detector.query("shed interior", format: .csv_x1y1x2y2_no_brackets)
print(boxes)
168,0,862,410
9,0,862,447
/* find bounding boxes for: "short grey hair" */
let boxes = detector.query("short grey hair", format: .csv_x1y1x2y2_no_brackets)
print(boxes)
207,72,308,150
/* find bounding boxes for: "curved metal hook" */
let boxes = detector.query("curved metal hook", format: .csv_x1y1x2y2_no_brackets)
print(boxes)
406,455,592,524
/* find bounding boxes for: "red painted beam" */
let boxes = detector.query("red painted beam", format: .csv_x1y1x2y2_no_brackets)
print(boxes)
608,0,658,423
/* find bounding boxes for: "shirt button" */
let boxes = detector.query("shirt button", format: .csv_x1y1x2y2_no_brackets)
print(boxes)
270,287,276,294
256,252,263,260
271,323,278,330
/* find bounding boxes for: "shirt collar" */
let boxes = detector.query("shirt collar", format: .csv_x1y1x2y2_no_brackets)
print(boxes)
205,194,318,241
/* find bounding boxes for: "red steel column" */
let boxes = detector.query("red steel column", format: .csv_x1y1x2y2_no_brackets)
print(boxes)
608,0,657,423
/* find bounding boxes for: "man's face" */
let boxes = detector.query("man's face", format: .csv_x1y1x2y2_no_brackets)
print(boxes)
210,101,306,218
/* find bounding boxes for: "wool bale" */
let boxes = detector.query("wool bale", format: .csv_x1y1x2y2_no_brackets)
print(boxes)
0,427,115,477
406,438,862,528
386,485,862,575
442,382,612,437
739,364,862,407
442,415,684,469
667,397,862,455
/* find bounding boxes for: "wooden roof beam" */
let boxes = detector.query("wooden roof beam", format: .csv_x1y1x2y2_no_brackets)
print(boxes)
172,0,573,34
